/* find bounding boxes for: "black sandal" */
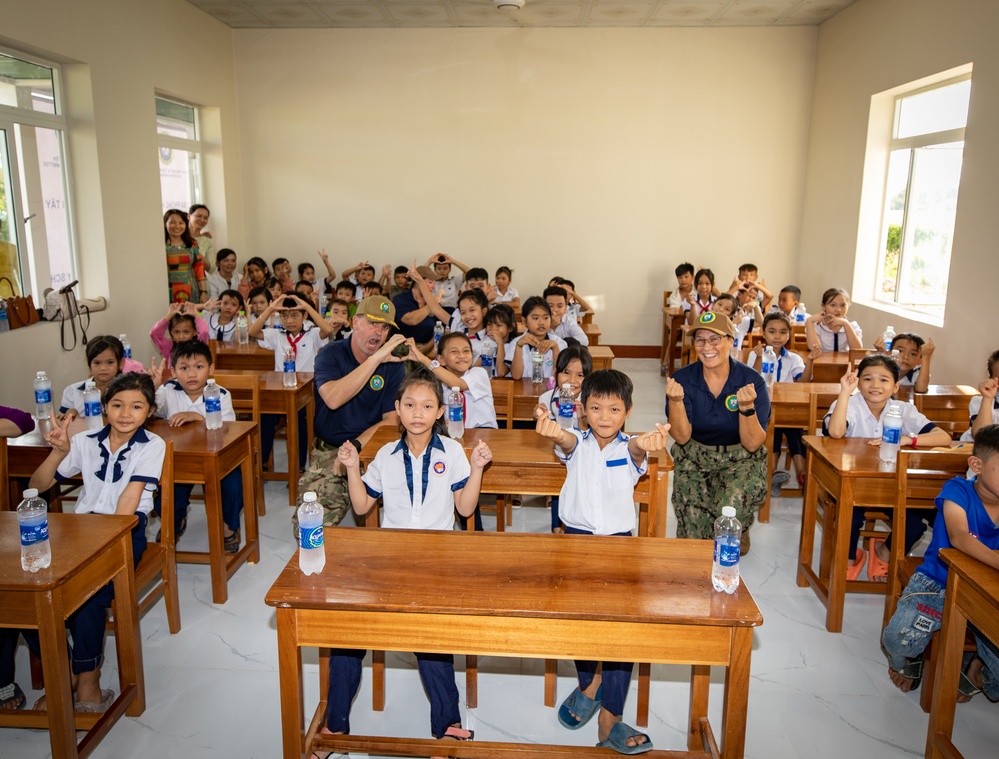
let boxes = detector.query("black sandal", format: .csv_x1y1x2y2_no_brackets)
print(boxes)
0,682,26,711
224,528,241,554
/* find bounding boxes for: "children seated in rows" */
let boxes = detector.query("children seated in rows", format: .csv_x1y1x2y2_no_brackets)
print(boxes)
151,340,245,552
493,266,520,310
509,297,567,381
728,263,773,312
881,424,999,702
806,287,863,354
873,331,935,392
961,349,999,442
824,355,951,581
546,285,588,346
667,262,695,310
151,302,210,366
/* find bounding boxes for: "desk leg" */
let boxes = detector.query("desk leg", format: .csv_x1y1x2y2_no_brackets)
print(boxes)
688,664,710,752
111,535,145,716
35,595,77,759
925,572,966,759
796,454,818,588
0,438,9,512
760,422,776,523
276,608,304,759
305,396,315,470
287,393,299,506
720,627,752,759
496,496,506,533
825,479,854,633
244,437,260,565
205,456,228,604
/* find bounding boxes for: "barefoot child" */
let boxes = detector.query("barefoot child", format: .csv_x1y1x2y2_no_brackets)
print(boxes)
535,369,669,755
313,369,491,756
881,424,999,702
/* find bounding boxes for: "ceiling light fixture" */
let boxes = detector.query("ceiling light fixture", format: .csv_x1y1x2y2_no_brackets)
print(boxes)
493,0,525,10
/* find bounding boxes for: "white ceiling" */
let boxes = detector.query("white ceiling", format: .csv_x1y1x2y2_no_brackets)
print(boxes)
186,0,858,29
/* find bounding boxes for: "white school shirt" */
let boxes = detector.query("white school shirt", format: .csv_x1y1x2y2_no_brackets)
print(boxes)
207,271,240,301
257,327,327,372
155,380,236,422
667,290,689,309
442,368,497,429
554,317,588,346
814,320,863,353
745,347,806,383
436,276,462,310
898,366,921,387
55,425,165,516
539,388,580,427
361,433,471,531
823,394,936,438
555,428,647,535
960,395,999,442
493,285,519,305
506,332,568,379
204,312,237,342
59,379,90,415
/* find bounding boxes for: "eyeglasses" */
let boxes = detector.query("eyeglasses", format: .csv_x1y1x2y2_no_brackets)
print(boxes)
693,335,726,348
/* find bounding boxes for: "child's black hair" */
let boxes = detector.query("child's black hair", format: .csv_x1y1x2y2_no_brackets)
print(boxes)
86,335,124,366
103,371,155,410
297,262,315,277
738,263,758,274
362,282,383,294
857,353,900,382
245,256,269,276
486,303,518,339
265,277,282,291
543,285,569,301
987,350,999,378
780,285,801,299
712,294,737,313
580,369,634,412
359,264,376,276
394,265,409,275
272,257,289,269
465,267,489,282
556,345,593,377
762,311,792,333
972,424,999,462
438,331,472,356
215,247,236,267
248,285,271,304
675,262,694,278
396,367,447,437
521,296,551,320
821,287,850,306
219,289,245,310
694,268,715,286
496,266,513,279
281,295,303,310
457,288,489,310
171,339,213,368
329,298,349,310
335,280,355,294
295,280,314,291
560,278,576,290
167,312,197,336
891,332,925,350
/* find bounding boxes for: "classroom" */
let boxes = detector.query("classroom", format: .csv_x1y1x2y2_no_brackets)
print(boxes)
1,0,998,757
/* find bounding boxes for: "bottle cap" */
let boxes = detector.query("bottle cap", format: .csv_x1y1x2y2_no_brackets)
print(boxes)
563,383,571,389
451,386,460,392
721,506,737,518
23,488,38,498
303,492,317,502
207,379,217,385
119,333,127,339
85,379,96,388
36,371,46,379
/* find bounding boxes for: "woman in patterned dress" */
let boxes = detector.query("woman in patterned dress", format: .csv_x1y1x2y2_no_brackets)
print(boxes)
164,209,207,303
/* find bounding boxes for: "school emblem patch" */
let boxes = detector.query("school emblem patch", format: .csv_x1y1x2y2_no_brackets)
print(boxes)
699,313,716,325
725,394,739,412
433,461,447,475
380,302,390,313
369,375,384,391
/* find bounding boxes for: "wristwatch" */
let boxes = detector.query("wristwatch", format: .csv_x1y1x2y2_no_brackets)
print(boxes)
429,360,440,370
738,407,756,417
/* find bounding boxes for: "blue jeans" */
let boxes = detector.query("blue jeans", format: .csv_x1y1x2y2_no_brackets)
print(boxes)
882,571,999,700
262,409,309,471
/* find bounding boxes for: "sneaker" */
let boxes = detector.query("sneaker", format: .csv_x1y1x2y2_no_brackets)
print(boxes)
770,471,791,498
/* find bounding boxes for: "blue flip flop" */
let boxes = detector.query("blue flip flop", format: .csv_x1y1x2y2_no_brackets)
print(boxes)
557,684,602,729
596,721,653,755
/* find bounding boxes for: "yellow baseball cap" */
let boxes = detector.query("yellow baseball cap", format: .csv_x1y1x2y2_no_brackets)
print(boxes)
356,296,398,329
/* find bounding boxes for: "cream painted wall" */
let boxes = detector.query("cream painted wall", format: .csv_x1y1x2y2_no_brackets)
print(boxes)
799,0,998,383
232,27,816,347
0,0,243,411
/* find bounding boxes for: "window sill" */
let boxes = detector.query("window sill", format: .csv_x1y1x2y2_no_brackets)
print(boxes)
855,299,944,329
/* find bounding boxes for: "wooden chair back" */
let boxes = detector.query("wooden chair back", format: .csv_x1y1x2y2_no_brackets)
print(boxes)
490,378,515,429
208,339,219,366
915,394,970,440
849,348,875,364
806,391,840,436
213,373,266,516
791,324,807,350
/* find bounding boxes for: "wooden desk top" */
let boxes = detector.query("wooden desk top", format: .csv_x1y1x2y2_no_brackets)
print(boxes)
213,369,315,392
266,528,761,626
941,548,999,599
803,435,915,477
812,352,851,367
361,426,562,469
6,420,255,454
771,384,979,405
0,512,135,592
213,341,274,358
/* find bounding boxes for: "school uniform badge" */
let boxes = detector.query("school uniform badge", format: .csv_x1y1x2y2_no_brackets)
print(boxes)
433,461,447,475
725,394,739,412
699,313,717,324
369,375,384,391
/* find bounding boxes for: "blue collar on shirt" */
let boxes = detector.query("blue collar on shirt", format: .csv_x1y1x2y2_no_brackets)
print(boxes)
578,428,630,445
89,425,150,482
76,381,87,391
904,367,918,382
391,432,447,506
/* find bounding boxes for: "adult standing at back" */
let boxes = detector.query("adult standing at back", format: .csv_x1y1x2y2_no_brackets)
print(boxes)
188,204,214,273
665,311,770,551
298,295,408,528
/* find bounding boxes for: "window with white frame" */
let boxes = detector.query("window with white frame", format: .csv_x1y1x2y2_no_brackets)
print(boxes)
156,96,203,215
0,47,76,300
874,76,971,320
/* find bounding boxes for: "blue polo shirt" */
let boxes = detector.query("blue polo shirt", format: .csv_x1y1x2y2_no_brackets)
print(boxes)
393,289,436,344
667,358,771,446
313,337,405,446
917,477,999,586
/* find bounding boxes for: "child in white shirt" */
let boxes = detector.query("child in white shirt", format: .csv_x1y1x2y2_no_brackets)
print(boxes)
806,287,863,354
508,296,567,380
493,265,520,310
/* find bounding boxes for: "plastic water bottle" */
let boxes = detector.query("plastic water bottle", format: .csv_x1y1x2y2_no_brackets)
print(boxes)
34,371,53,419
761,346,777,390
118,333,131,360
0,300,8,333
711,506,742,594
557,383,575,429
880,403,903,464
479,336,497,377
882,325,896,353
298,491,326,576
531,348,545,384
283,348,297,387
433,321,445,349
447,386,464,438
235,311,249,344
18,489,51,573
83,380,103,431
794,304,807,324
203,378,223,430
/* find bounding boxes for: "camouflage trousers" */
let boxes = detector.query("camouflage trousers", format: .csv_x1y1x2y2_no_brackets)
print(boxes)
670,439,767,539
292,439,363,535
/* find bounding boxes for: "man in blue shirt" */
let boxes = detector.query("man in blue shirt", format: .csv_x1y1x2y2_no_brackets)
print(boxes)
298,296,407,528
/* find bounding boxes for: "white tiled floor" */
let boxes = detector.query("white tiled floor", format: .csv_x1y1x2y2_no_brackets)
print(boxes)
5,359,996,757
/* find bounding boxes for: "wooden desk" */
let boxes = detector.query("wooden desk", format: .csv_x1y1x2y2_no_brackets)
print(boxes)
216,370,317,505
589,345,614,371
810,353,852,383
660,306,686,377
581,322,601,345
265,529,762,759
211,340,275,372
0,513,143,758
926,549,999,759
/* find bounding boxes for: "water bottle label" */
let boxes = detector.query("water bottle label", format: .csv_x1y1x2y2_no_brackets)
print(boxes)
558,400,574,418
84,400,102,418
300,524,324,550
124,347,132,359
20,521,48,546
884,339,892,352
762,361,774,374
205,396,221,413
882,427,901,445
714,538,740,567
448,405,463,422
796,313,805,323
35,388,52,404
284,361,296,372
480,355,494,369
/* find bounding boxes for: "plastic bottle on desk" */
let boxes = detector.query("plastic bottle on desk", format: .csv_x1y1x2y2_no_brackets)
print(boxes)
557,383,575,429
235,311,249,345
83,380,103,431
34,371,53,420
711,506,742,594
18,488,51,573
447,386,464,438
283,348,297,387
479,336,497,377
298,491,326,576
531,348,545,384
119,333,131,360
204,379,223,430
880,403,903,464
882,325,896,353
761,345,777,390
433,321,445,349
0,300,8,332
794,304,807,325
